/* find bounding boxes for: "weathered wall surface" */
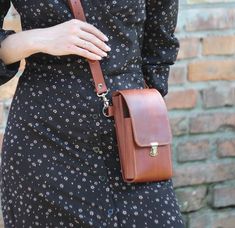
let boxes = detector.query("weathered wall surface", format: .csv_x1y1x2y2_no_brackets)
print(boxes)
167,0,235,227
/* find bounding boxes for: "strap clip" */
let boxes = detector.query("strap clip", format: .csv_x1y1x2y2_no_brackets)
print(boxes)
97,89,111,117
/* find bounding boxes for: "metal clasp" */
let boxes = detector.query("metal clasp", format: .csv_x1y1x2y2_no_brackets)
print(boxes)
150,142,159,157
97,89,110,117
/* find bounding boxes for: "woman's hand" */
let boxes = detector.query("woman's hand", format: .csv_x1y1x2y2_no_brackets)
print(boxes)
38,19,111,60
0,19,111,65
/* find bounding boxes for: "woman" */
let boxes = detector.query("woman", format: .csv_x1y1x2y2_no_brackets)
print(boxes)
0,0,185,227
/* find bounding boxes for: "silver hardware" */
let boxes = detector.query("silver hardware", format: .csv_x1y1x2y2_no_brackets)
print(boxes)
150,142,159,157
97,83,103,91
97,89,110,117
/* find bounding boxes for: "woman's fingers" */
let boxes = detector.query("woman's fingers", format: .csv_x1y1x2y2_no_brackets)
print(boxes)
70,45,103,60
75,38,108,58
38,19,111,59
80,21,109,42
78,29,111,52
69,20,111,59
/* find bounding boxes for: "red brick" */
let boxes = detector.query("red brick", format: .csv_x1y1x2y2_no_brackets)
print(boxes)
188,0,230,3
212,185,235,208
189,210,235,228
177,38,200,60
0,217,4,228
201,86,235,108
0,77,18,101
175,24,180,33
165,89,197,110
0,103,3,126
169,116,189,136
175,186,207,212
211,212,235,228
173,162,235,187
177,140,210,162
188,60,235,82
185,8,235,31
203,35,235,55
189,113,235,134
3,101,12,113
19,60,26,72
168,66,186,85
0,132,4,152
3,5,22,32
217,139,235,158
188,211,210,228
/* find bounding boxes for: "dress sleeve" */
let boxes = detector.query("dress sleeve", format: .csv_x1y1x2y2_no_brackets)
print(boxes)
0,0,20,86
141,0,180,97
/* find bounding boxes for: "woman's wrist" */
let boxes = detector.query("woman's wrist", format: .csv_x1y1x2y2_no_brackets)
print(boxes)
0,28,46,65
23,28,47,57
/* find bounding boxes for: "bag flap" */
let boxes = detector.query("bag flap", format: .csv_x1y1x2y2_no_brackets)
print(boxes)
117,89,172,147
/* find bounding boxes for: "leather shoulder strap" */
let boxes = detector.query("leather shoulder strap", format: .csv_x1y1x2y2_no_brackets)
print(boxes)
67,0,108,94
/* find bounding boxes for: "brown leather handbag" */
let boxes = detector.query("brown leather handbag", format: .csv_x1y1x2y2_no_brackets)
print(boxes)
68,0,173,183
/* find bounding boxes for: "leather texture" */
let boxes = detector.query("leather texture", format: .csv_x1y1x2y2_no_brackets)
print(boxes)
68,0,173,183
68,0,108,94
112,89,173,183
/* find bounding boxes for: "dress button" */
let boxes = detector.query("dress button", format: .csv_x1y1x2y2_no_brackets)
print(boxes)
98,150,103,154
92,146,103,154
92,146,100,153
99,175,106,182
92,114,98,119
107,208,114,216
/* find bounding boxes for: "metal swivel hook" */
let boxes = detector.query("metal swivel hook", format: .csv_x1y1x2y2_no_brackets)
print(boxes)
97,89,110,117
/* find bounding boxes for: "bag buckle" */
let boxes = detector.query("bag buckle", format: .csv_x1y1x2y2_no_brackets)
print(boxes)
97,89,110,117
150,142,159,157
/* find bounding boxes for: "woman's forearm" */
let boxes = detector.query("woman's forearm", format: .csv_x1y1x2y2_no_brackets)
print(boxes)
0,28,44,65
0,19,112,66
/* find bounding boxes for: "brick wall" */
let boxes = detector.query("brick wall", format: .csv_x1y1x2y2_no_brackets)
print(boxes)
166,0,235,227
1,1,235,228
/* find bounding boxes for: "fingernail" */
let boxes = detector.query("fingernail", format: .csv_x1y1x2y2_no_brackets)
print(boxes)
103,35,109,41
106,46,111,51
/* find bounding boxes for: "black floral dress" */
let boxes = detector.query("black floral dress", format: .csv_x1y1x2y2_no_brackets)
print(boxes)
0,0,185,227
